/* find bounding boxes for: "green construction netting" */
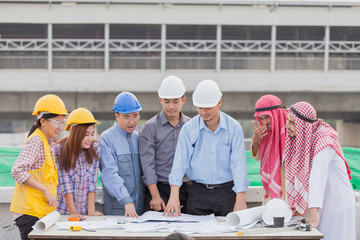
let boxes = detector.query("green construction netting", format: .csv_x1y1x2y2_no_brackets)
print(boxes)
0,147,359,189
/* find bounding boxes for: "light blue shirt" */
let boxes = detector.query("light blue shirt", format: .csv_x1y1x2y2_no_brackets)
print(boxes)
169,111,250,193
99,122,144,215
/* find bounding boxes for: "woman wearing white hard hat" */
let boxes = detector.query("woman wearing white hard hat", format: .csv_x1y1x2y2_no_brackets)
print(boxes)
55,108,103,219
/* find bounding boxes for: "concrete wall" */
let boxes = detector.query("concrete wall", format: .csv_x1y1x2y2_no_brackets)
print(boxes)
1,91,360,121
1,2,360,26
337,120,360,148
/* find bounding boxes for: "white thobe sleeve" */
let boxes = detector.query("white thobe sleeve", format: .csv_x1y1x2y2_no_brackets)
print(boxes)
308,146,332,209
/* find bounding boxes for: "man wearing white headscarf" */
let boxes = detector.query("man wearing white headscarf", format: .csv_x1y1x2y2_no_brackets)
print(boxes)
284,101,355,240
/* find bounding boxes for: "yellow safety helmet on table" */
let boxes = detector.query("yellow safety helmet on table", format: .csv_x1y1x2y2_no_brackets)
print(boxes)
65,107,100,131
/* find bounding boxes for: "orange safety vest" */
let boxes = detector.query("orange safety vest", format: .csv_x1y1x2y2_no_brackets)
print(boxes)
10,128,58,218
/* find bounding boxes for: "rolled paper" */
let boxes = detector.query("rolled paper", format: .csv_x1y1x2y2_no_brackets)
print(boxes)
226,206,265,226
33,211,61,232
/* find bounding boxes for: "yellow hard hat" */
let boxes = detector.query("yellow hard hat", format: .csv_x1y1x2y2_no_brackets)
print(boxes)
32,94,68,116
65,107,100,131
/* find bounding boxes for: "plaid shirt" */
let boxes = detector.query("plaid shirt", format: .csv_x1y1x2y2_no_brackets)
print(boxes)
55,142,100,215
11,135,56,220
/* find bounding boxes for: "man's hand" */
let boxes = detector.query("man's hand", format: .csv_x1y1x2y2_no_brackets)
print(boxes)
150,196,166,212
163,185,181,217
252,120,268,144
163,197,181,217
124,203,139,218
233,192,247,212
307,208,320,228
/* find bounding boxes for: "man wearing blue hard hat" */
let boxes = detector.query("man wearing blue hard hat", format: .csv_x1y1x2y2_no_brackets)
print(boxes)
99,92,145,217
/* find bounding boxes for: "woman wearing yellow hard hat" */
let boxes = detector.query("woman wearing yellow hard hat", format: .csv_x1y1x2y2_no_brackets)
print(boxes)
55,108,103,219
10,94,68,240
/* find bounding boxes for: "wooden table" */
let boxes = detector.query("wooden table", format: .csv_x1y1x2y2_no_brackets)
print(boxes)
29,215,323,240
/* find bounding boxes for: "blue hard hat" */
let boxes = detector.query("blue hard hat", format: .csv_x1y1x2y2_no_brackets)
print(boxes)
112,92,142,114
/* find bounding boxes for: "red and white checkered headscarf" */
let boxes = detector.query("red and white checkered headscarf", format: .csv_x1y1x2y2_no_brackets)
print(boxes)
254,95,287,199
284,101,351,215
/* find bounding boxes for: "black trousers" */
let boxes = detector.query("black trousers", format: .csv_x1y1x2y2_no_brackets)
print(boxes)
15,214,39,240
187,181,236,216
145,182,190,213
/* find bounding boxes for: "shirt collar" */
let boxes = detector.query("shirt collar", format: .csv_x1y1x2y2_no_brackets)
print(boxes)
159,111,169,125
113,121,128,137
160,110,187,127
49,139,55,150
199,111,227,132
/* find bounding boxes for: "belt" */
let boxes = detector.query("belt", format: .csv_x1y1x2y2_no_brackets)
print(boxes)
158,181,169,186
194,181,234,190
158,181,192,186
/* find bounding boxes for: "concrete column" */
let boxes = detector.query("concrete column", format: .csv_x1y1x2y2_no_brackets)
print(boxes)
104,23,110,73
216,24,222,73
47,23,52,72
161,24,166,73
336,120,360,147
324,26,330,73
270,25,276,72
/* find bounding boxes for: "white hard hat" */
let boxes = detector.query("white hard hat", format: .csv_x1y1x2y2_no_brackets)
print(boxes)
192,79,222,108
158,75,186,99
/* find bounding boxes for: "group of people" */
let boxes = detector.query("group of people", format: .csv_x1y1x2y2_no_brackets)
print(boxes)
10,76,355,240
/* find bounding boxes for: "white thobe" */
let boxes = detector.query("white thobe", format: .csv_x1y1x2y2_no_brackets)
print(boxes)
308,146,355,240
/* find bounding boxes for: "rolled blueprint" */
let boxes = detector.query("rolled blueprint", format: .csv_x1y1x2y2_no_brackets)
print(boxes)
33,211,60,232
226,205,265,226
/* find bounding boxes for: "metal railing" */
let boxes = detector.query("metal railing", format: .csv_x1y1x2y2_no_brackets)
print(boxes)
53,56,104,69
329,57,360,70
1,38,360,70
222,40,272,53
0,56,47,69
166,56,216,70
53,40,105,51
276,41,325,53
110,56,161,69
221,56,270,70
0,40,48,51
110,40,161,52
276,56,324,70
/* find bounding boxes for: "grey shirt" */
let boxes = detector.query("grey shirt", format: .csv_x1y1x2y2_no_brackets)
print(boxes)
139,111,190,186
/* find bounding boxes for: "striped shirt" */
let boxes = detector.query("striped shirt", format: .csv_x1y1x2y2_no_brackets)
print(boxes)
11,135,56,220
55,142,100,215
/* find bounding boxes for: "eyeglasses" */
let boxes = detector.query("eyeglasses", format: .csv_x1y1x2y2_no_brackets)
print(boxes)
117,113,140,122
47,119,66,128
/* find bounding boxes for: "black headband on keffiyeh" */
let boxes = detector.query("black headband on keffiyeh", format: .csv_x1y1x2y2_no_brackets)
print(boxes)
290,106,318,123
255,105,285,112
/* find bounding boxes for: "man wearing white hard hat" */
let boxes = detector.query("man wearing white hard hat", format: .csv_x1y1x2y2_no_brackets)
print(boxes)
164,80,249,217
139,76,191,213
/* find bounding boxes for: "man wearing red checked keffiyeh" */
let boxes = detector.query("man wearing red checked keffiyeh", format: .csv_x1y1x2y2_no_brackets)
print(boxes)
284,101,355,240
251,95,287,203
